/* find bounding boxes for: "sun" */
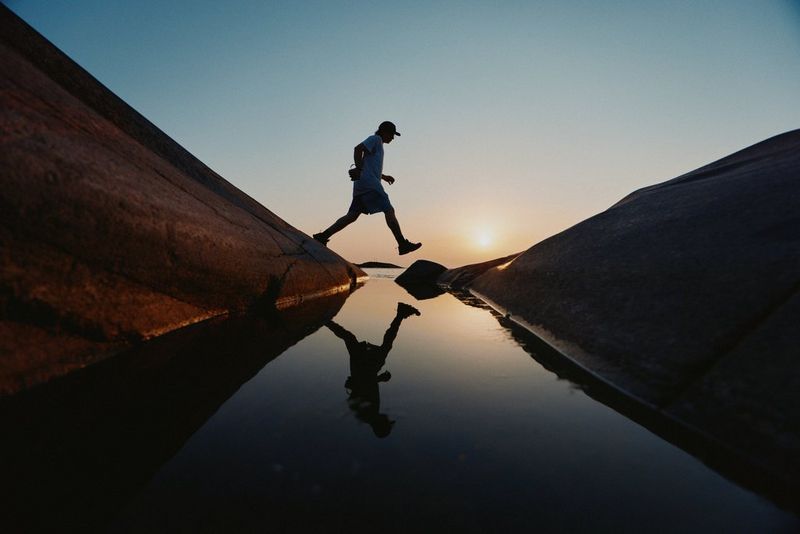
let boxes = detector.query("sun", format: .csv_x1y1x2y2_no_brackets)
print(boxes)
476,230,493,248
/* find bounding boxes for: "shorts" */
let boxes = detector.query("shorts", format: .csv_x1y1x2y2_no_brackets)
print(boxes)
349,190,393,215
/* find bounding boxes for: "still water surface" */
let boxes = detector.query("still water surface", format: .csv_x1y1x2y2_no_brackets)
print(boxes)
98,269,796,532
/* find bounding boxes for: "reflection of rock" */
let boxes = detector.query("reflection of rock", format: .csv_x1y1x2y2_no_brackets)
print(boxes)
0,291,349,533
0,7,364,394
468,130,800,490
438,252,522,289
396,280,446,301
394,260,447,300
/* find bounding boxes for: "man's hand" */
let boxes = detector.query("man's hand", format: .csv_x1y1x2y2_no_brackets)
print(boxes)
381,175,395,185
377,371,392,382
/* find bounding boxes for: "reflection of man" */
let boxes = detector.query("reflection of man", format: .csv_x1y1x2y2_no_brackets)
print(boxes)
326,303,421,438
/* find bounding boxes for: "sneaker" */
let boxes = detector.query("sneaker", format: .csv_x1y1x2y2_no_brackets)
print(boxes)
397,302,421,318
312,233,329,246
398,240,421,255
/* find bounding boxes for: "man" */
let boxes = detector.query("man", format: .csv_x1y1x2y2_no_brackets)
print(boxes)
313,121,422,255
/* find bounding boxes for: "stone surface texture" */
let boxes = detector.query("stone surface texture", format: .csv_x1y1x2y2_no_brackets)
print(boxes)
0,7,364,394
470,129,800,483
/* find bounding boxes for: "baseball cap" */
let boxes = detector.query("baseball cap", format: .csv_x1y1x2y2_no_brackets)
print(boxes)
377,121,401,136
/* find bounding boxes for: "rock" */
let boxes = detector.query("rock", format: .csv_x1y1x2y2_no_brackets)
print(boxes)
395,260,448,284
394,260,448,300
437,252,522,288
356,261,403,268
470,129,800,485
0,7,365,395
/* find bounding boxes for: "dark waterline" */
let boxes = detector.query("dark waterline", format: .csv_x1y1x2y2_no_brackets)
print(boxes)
2,270,797,532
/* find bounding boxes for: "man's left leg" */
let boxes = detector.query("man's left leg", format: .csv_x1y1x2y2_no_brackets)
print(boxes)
314,210,360,245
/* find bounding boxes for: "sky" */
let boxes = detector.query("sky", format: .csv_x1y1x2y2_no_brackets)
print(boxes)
6,0,800,266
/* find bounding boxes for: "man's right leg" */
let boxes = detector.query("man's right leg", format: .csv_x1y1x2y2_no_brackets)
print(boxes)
383,208,406,245
314,210,360,245
384,208,421,255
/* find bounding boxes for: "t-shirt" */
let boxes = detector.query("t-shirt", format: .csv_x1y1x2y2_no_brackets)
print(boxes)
353,134,386,196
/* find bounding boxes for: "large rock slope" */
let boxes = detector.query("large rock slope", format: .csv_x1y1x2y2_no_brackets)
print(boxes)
470,130,800,483
0,6,364,394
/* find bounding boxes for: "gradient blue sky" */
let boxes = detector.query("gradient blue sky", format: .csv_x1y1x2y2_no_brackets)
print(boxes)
7,0,800,266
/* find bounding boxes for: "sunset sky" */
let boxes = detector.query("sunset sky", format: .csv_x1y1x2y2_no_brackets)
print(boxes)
7,1,800,266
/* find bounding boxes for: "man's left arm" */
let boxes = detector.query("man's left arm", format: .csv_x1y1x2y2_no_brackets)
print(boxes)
381,174,395,185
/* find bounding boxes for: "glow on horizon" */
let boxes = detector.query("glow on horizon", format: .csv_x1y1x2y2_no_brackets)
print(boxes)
476,231,493,249
6,1,800,267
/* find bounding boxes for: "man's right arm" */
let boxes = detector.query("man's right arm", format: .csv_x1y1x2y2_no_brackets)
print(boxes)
354,143,367,169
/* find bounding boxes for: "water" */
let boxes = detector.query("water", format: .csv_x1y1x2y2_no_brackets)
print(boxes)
3,269,797,532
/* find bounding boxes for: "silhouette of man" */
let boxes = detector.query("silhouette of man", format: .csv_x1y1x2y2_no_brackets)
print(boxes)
326,302,421,438
313,121,422,256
